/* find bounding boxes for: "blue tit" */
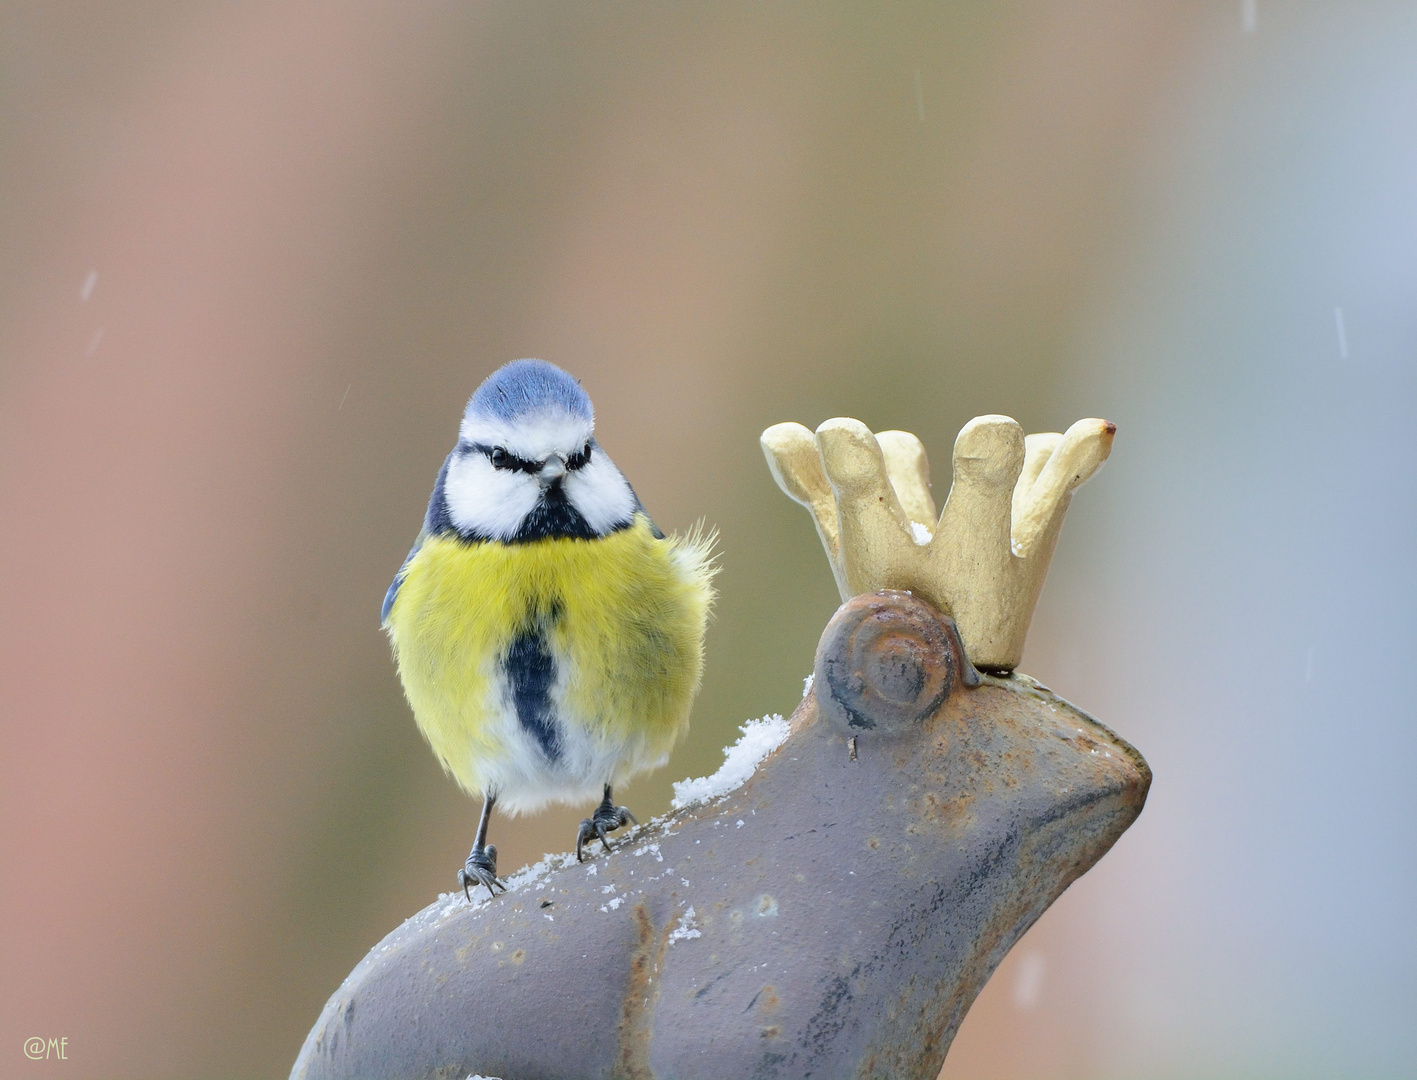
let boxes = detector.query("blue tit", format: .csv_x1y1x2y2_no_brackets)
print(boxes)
382,359,716,899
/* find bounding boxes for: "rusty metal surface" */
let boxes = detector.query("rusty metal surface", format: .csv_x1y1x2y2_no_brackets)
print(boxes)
292,591,1150,1080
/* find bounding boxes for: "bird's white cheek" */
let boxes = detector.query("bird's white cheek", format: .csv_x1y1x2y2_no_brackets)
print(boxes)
566,456,636,533
444,456,538,539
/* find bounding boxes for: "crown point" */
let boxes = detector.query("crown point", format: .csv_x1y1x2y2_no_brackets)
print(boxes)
952,415,1025,487
816,418,888,494
761,421,841,566
761,422,822,505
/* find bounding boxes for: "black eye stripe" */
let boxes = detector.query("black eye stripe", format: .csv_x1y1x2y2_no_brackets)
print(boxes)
464,441,593,473
565,442,592,471
466,442,538,473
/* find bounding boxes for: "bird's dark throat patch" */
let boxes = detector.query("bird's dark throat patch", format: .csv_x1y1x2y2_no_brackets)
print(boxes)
507,482,625,543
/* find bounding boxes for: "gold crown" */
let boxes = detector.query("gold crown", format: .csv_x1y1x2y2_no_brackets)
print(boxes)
761,414,1115,673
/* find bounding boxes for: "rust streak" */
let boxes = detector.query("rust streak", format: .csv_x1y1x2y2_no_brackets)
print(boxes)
616,902,671,1080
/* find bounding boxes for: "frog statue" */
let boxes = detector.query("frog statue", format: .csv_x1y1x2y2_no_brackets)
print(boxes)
292,412,1148,1080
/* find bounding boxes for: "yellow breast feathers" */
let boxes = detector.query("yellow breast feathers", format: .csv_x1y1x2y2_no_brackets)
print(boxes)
385,517,715,808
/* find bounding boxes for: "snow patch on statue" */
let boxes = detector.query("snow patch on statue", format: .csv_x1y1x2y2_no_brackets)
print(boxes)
668,906,701,944
671,714,790,810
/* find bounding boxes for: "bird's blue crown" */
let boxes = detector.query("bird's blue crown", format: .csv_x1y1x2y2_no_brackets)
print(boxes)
466,359,593,423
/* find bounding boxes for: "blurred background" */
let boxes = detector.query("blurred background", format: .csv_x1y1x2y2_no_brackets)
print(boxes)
2,2,1414,1077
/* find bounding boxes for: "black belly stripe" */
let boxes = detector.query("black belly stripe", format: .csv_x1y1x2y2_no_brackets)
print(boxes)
505,626,561,761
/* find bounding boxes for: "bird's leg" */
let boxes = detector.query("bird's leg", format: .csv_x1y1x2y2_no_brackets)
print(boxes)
458,794,506,901
576,784,637,862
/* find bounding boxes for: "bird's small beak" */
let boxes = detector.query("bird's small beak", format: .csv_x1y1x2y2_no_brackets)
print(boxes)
538,456,566,486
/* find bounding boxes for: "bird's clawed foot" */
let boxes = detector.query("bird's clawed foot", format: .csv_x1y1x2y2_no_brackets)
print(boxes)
458,844,506,902
576,785,637,862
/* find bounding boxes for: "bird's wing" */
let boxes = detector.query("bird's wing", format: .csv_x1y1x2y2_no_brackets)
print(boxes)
632,493,665,539
381,530,426,625
384,452,458,625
